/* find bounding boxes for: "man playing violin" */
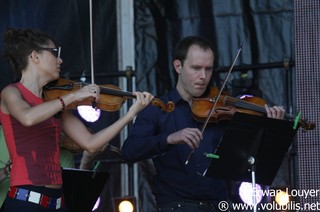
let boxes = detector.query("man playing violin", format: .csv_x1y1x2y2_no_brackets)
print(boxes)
0,28,154,211
121,36,285,212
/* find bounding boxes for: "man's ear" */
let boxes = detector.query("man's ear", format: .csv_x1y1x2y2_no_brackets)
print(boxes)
173,60,182,74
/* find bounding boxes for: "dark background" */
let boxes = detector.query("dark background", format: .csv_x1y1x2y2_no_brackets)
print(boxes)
0,1,295,211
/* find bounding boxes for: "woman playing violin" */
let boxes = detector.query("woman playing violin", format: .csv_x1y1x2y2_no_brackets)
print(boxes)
121,36,285,212
0,28,153,212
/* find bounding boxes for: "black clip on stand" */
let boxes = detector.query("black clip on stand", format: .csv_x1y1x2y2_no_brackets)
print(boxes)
205,112,298,212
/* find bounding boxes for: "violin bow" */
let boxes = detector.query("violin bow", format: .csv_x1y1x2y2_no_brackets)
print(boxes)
200,43,243,133
89,0,95,84
88,0,99,109
185,43,243,165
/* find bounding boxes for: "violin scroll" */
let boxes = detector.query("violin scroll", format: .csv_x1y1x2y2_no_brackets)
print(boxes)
151,98,175,112
299,120,316,131
290,115,316,131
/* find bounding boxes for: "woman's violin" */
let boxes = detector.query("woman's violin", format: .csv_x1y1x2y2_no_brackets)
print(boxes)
191,87,316,131
44,78,175,153
43,78,175,112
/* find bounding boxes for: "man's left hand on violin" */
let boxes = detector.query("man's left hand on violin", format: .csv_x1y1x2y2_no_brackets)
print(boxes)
264,104,285,120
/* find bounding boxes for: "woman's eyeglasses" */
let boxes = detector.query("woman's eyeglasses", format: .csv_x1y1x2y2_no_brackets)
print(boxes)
35,46,61,58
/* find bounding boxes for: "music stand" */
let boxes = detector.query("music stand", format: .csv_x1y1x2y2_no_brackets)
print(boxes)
62,168,109,212
205,112,297,211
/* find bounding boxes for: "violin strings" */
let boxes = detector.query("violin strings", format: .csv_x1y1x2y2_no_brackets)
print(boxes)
224,96,266,114
73,82,135,98
100,87,135,98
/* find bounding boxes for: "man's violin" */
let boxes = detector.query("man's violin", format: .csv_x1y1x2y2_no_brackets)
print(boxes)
191,87,316,131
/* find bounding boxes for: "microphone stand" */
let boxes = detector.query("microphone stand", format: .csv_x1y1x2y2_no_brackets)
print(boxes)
248,156,257,212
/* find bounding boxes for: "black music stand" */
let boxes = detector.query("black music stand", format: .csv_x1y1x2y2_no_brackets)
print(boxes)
62,168,109,212
205,112,297,210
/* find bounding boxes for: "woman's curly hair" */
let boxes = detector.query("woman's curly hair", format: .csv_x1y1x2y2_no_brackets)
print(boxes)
2,28,57,79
